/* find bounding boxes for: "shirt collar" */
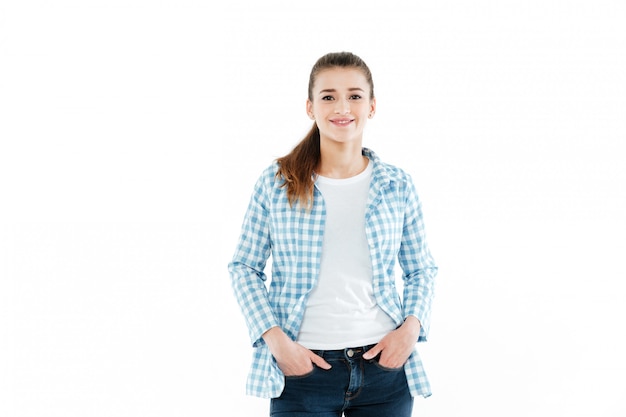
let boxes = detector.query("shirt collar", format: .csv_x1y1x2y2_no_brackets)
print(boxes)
362,147,393,186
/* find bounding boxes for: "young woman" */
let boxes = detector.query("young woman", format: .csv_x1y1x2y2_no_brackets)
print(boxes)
228,51,437,416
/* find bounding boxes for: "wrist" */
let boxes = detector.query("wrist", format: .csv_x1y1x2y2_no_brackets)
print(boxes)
262,326,287,348
401,316,421,338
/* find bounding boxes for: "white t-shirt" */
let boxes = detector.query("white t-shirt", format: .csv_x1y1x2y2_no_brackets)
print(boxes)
297,160,397,349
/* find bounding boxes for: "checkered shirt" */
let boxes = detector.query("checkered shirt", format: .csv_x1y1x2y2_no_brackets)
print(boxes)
228,148,437,398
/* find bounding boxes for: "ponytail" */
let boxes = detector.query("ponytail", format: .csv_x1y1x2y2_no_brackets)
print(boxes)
275,123,320,209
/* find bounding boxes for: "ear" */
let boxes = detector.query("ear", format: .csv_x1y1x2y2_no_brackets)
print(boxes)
306,99,315,120
368,97,377,119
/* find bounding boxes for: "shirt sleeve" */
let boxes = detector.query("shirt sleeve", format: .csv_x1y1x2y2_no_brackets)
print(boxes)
398,175,438,342
228,172,279,347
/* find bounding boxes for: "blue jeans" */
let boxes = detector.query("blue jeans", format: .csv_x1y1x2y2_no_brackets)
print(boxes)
270,344,414,417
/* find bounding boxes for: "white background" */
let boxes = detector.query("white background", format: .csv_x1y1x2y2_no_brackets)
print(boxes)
1,1,625,416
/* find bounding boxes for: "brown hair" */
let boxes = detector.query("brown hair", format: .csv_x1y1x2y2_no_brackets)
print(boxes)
275,52,375,208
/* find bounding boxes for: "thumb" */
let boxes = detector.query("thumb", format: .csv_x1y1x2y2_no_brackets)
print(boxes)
362,344,381,360
310,353,332,370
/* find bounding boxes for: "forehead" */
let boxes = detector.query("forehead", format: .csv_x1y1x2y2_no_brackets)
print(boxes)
313,67,370,92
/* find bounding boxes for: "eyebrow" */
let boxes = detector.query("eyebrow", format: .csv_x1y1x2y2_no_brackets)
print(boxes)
318,88,365,95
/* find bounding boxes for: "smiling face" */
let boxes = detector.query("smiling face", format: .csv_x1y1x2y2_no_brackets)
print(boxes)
306,67,376,147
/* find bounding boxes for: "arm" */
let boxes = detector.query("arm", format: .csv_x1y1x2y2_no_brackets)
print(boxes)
398,177,437,342
228,173,331,374
228,174,279,346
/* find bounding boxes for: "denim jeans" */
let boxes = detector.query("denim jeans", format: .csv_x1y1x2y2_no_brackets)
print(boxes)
270,344,414,417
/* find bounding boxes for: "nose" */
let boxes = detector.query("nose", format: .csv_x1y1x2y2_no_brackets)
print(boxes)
334,98,350,114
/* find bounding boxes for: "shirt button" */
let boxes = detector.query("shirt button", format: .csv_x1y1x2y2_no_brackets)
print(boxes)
347,349,354,358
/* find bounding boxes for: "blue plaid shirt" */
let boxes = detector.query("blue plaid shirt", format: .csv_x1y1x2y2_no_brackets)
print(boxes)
228,148,437,398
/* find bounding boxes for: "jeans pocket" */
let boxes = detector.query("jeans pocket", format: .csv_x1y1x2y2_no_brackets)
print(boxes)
369,355,405,372
284,365,317,379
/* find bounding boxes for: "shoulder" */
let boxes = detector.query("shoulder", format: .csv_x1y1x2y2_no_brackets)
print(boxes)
254,161,283,188
379,161,413,182
249,162,290,207
364,147,414,185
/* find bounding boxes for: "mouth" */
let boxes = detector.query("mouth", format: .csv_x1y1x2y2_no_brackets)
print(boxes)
330,118,354,126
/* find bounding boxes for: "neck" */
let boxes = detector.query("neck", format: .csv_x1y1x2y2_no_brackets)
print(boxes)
316,140,367,179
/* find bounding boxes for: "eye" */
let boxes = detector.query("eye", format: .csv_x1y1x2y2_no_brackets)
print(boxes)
350,94,362,100
321,95,334,101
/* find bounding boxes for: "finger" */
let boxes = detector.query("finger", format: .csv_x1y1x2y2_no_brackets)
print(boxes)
310,353,332,370
381,356,407,369
362,344,381,360
379,354,402,369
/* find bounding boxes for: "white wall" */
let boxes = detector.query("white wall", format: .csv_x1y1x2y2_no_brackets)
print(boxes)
1,1,625,416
